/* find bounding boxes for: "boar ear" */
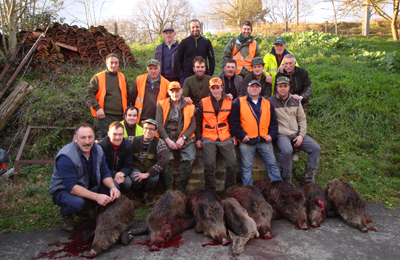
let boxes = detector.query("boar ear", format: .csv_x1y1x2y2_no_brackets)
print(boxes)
228,230,236,239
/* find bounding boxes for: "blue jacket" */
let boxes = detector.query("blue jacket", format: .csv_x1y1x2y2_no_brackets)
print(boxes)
49,141,108,198
154,40,180,80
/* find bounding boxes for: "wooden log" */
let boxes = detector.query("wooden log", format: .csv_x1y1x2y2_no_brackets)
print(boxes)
0,81,33,132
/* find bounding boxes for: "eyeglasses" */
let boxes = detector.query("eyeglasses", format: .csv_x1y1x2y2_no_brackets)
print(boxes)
144,127,156,131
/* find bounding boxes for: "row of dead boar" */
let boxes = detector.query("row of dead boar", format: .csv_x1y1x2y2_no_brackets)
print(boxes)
88,179,368,257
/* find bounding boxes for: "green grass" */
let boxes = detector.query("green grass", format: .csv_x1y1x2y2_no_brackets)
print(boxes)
0,31,399,234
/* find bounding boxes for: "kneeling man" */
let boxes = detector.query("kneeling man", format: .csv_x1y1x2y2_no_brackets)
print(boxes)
268,76,321,184
49,123,120,232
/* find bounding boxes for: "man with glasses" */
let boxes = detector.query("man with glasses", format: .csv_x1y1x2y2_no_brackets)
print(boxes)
129,119,169,203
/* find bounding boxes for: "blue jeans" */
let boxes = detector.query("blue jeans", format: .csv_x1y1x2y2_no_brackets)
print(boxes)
239,141,282,185
130,168,159,188
52,181,119,215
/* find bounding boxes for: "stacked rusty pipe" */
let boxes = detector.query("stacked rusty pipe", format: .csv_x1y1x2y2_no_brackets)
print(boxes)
21,23,136,72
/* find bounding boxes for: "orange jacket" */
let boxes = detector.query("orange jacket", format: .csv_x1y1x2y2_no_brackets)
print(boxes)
158,98,195,138
239,96,271,138
232,40,257,74
134,73,169,122
202,96,232,142
90,71,127,117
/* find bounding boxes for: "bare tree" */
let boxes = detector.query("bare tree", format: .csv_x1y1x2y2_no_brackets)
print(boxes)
131,0,192,42
100,16,142,44
206,0,268,28
368,0,399,41
267,0,312,24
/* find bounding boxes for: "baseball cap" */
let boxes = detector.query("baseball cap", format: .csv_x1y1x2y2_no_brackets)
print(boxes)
168,81,181,90
147,59,160,67
209,77,223,88
248,79,261,86
276,76,290,85
163,27,175,32
142,119,158,129
274,37,286,45
251,57,264,66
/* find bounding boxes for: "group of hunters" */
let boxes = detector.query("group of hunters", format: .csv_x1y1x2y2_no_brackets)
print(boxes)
49,19,321,232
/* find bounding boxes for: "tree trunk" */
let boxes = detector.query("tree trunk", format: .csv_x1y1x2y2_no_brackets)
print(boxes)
392,0,399,41
0,81,34,132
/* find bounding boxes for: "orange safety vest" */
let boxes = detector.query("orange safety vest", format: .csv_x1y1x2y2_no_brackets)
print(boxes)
90,71,128,117
201,96,232,142
134,73,170,123
239,96,271,138
157,98,195,138
232,39,257,74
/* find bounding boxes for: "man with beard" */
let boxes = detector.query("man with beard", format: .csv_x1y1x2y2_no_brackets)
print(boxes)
268,76,320,184
129,119,169,203
49,123,121,231
98,122,133,193
182,56,213,108
154,27,180,82
222,21,260,78
86,53,129,138
120,106,143,141
243,57,273,98
217,59,245,101
263,37,298,87
176,19,215,86
156,82,196,192
131,59,170,123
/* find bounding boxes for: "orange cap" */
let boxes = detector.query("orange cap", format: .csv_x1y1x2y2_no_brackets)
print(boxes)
209,77,223,88
168,81,181,90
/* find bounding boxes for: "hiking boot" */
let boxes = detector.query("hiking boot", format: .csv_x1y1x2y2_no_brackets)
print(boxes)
302,166,317,185
61,213,75,232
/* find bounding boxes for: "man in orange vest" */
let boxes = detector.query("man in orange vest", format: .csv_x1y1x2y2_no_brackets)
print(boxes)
222,21,260,78
195,77,237,191
155,81,196,192
130,59,170,124
86,53,129,138
231,79,282,185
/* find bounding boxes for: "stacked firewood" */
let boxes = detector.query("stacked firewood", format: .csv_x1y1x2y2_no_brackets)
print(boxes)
22,23,136,72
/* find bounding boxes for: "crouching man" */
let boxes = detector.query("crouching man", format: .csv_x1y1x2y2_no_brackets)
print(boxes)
49,123,121,232
130,119,169,203
268,76,321,184
98,121,133,193
156,82,196,192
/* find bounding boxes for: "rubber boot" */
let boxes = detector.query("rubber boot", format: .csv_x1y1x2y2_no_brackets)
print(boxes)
176,160,194,192
161,162,174,191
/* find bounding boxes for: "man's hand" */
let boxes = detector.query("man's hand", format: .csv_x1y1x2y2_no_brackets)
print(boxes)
232,136,238,146
292,94,302,100
114,172,125,184
227,93,233,100
184,97,193,104
265,135,272,143
165,138,177,150
242,135,250,142
133,172,150,182
176,137,185,149
109,186,120,201
95,194,112,206
196,140,202,149
96,108,105,119
265,74,272,84
293,135,304,147
278,65,285,73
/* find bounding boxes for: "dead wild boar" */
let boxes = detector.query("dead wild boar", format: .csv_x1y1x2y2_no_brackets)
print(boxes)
255,180,308,230
302,183,327,227
90,195,135,257
225,184,273,238
188,187,229,245
147,190,195,251
325,179,368,232
222,198,259,257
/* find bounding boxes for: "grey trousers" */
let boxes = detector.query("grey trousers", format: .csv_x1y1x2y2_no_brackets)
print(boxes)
276,134,321,181
94,114,123,138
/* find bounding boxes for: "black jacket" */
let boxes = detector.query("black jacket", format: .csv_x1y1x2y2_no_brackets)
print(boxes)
98,136,133,178
176,35,215,78
275,66,312,103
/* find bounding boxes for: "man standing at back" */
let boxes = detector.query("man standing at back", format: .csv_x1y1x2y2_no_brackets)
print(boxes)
176,19,215,86
86,53,129,138
222,21,260,78
131,59,170,124
154,27,180,82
